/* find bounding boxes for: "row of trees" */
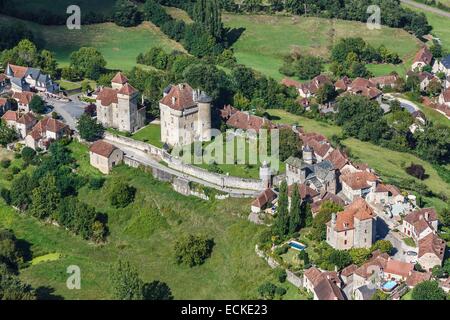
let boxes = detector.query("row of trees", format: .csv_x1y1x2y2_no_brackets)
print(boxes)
1,142,108,242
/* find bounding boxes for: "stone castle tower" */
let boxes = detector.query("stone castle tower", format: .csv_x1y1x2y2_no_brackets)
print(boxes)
194,90,212,142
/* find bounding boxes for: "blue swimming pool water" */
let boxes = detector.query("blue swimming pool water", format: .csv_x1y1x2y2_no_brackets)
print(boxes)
382,280,397,291
288,241,306,251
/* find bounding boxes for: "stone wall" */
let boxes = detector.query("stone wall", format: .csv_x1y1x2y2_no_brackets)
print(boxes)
104,132,163,157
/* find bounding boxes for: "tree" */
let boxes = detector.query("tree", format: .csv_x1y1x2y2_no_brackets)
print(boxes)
405,163,427,180
274,267,287,283
257,282,277,300
288,184,301,234
70,47,107,80
193,0,223,40
77,114,104,142
81,80,92,94
316,83,337,105
371,240,393,254
279,127,302,161
273,180,289,237
113,0,142,27
0,229,24,272
109,182,136,208
349,248,371,265
0,265,36,300
29,95,46,114
0,120,17,147
110,260,144,300
38,49,57,77
328,250,352,270
430,41,443,59
174,234,214,267
21,146,36,164
427,79,442,97
411,280,446,300
142,281,173,300
294,55,323,80
311,201,343,241
10,173,33,210
414,124,450,164
30,174,60,220
371,289,389,300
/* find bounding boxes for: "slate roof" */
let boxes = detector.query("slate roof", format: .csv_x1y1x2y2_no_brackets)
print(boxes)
441,54,450,68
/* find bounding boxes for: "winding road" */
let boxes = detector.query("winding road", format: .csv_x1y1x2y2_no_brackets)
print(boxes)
401,0,450,18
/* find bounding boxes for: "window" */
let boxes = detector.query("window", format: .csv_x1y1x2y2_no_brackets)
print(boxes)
344,240,347,245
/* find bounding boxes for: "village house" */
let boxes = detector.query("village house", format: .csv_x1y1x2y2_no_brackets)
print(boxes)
365,182,404,206
287,183,320,204
285,156,337,194
439,87,450,107
310,191,346,217
222,105,276,137
250,188,277,214
401,208,439,242
347,77,383,102
432,54,450,77
24,117,69,150
340,171,379,202
0,97,11,115
334,76,352,92
298,75,332,98
326,198,377,250
303,267,345,300
0,73,8,90
5,63,59,93
324,148,353,173
418,233,446,271
13,91,34,113
300,133,333,163
1,110,37,138
160,83,212,146
411,46,433,72
369,74,399,89
406,71,439,91
89,140,124,174
96,72,145,133
405,271,432,289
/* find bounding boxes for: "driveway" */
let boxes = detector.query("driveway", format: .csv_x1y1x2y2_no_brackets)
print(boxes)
44,94,87,131
377,216,407,261
383,94,419,114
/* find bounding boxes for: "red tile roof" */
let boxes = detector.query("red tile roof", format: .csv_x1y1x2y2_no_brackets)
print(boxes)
406,271,431,287
384,259,414,278
160,83,196,111
332,198,376,232
404,208,438,234
226,111,275,131
8,64,28,78
16,112,36,126
111,72,128,84
1,110,18,122
442,87,450,102
281,78,302,88
89,140,117,158
12,91,34,105
340,171,378,190
251,189,277,208
118,83,137,96
354,253,389,279
418,233,446,260
369,74,398,87
413,46,433,65
288,183,320,200
97,87,119,106
0,98,7,107
324,149,348,170
304,267,344,300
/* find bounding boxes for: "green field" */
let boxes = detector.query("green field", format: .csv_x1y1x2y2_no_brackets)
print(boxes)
267,109,450,210
403,3,450,52
0,142,306,300
0,14,185,72
223,14,421,80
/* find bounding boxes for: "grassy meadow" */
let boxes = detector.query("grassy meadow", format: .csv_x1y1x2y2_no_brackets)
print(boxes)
223,14,421,80
0,143,306,300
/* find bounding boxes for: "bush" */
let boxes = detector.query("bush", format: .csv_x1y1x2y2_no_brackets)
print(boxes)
257,282,277,300
0,188,11,205
274,245,289,256
406,163,427,180
274,268,287,283
10,166,20,175
109,182,136,208
1,159,11,168
89,177,106,190
174,234,214,267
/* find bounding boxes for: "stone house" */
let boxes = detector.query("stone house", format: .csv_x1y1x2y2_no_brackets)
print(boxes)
6,63,59,93
347,77,383,102
401,208,439,242
411,46,433,72
369,74,399,89
340,171,379,202
12,91,34,113
432,54,450,77
285,156,337,194
298,75,332,98
96,72,145,133
418,233,446,271
25,117,69,150
406,71,439,92
251,188,277,213
303,267,344,300
160,83,212,146
326,198,377,250
439,87,450,107
89,140,124,174
310,192,346,218
1,110,37,138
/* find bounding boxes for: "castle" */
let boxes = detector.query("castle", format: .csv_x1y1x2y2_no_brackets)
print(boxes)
159,83,212,146
95,72,145,133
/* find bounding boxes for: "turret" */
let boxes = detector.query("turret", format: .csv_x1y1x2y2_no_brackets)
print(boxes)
196,90,212,142
303,145,314,165
259,161,272,188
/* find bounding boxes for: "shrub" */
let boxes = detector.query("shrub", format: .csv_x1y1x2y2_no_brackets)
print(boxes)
258,282,277,300
4,173,13,181
10,167,20,175
406,163,427,180
109,182,136,208
0,188,11,205
0,159,11,168
89,177,106,190
275,286,287,298
274,268,287,283
274,245,289,256
174,234,214,267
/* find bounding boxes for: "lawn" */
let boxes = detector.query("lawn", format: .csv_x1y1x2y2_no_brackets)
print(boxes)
131,124,164,148
56,80,81,91
0,14,185,72
266,109,450,210
402,3,450,52
0,160,303,300
223,14,421,80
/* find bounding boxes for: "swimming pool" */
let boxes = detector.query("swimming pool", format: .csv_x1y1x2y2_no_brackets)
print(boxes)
382,280,397,292
288,241,306,251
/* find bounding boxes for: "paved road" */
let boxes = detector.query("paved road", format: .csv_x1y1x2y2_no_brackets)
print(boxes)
44,95,87,130
104,137,260,197
401,0,450,18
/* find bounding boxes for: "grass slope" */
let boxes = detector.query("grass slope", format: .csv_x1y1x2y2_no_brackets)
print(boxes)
0,14,185,72
0,143,304,300
224,14,421,80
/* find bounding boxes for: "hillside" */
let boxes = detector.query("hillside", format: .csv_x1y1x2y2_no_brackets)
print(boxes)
223,14,422,80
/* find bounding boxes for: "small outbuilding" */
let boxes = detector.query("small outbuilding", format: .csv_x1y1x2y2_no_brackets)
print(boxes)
89,140,123,174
